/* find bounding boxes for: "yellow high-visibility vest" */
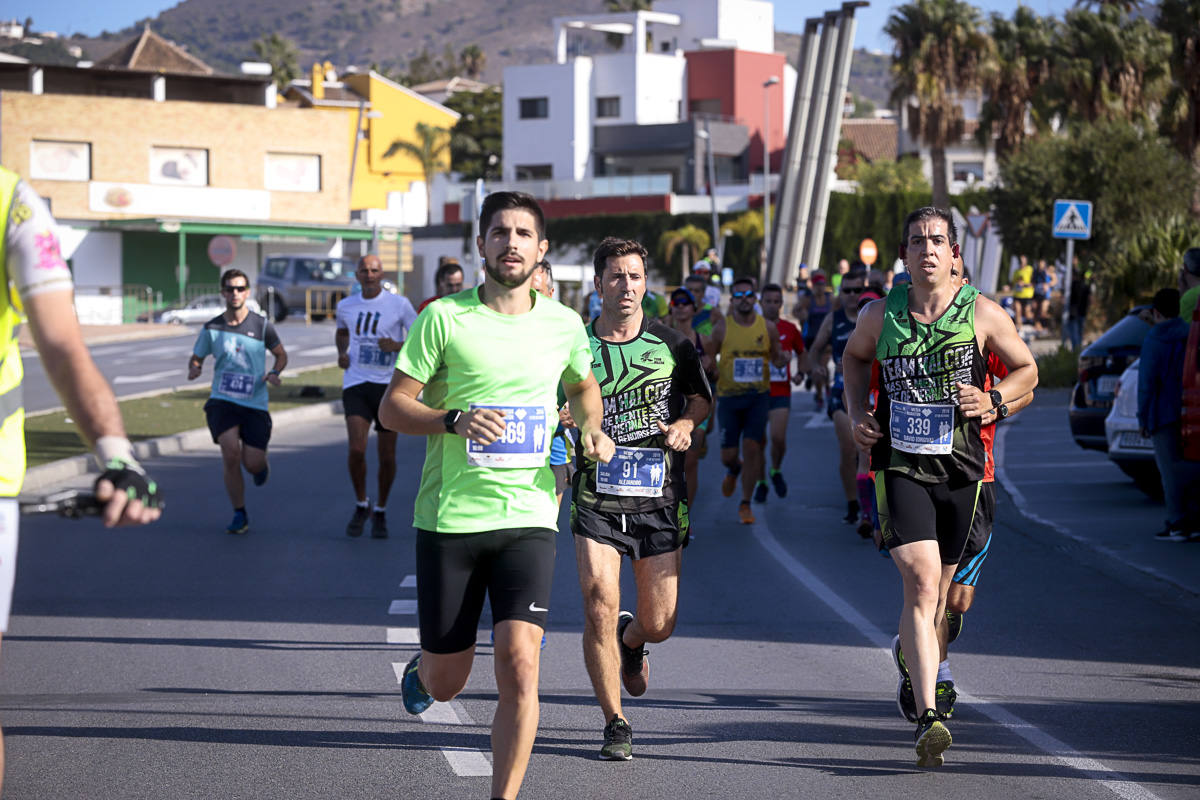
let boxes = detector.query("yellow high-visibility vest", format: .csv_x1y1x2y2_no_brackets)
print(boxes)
0,165,27,496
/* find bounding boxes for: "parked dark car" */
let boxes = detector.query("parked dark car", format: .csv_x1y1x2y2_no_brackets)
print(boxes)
1069,304,1153,452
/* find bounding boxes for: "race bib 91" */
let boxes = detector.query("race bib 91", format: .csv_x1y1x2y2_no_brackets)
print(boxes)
733,357,764,383
596,446,665,497
218,372,255,399
465,404,548,468
890,400,954,455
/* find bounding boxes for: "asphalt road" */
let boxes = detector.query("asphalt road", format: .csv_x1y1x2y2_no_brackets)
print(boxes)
20,320,342,413
2,388,1197,799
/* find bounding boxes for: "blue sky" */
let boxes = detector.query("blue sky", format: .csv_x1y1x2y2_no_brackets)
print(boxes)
20,0,1077,52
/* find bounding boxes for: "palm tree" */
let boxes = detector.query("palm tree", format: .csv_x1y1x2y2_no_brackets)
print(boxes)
383,122,451,225
459,45,486,80
1047,5,1170,127
658,225,711,279
978,6,1055,160
252,33,300,93
885,0,995,207
1157,0,1200,214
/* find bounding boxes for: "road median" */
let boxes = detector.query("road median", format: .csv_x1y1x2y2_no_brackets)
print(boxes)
22,364,345,494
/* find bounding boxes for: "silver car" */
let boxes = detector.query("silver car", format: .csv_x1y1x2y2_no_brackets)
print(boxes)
158,294,263,325
1104,358,1162,497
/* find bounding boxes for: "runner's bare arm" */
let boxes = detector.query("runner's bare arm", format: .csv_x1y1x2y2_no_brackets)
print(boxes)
562,372,614,463
656,392,710,451
966,297,1038,417
379,370,507,444
24,288,161,525
335,327,350,369
841,300,885,449
979,389,1035,426
808,313,835,379
767,320,787,367
266,343,287,386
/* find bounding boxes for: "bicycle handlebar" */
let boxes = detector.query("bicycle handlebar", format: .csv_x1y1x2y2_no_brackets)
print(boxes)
17,489,103,518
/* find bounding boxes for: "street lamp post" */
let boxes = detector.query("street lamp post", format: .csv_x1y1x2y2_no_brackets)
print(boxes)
698,121,720,258
762,76,780,280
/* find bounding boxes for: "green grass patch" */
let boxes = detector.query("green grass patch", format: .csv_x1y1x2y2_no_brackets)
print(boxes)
24,365,345,468
1035,345,1080,389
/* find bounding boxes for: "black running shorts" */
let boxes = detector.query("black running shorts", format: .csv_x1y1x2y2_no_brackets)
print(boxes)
415,527,556,654
342,381,391,432
204,398,272,450
570,501,689,559
953,480,994,586
875,471,980,565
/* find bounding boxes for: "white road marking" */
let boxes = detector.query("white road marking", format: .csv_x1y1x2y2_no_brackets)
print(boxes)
112,369,180,385
400,574,417,588
388,599,417,615
749,432,1164,800
386,627,419,644
298,345,339,357
804,412,832,428
391,663,492,777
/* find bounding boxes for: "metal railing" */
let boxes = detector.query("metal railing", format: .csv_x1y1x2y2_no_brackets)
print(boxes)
74,284,157,324
303,286,349,325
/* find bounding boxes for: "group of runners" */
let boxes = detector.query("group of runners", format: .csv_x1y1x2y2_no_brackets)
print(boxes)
184,191,1038,795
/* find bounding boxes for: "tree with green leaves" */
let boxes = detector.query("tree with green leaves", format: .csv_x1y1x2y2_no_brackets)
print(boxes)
854,156,931,195
658,225,711,278
1157,0,1200,214
252,33,300,93
446,87,502,181
1045,4,1170,128
885,0,995,207
459,45,486,80
384,122,452,224
990,120,1197,320
977,6,1055,160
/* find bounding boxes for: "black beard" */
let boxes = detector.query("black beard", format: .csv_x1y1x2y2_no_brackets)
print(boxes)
484,257,537,288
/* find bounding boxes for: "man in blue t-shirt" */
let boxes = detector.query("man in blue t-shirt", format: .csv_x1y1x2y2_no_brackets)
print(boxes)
188,268,288,534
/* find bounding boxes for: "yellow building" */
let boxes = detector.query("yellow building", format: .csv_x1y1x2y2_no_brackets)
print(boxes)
284,66,460,219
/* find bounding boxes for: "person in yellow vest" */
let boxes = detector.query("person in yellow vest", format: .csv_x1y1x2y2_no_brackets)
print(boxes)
710,276,787,524
0,164,163,791
1010,255,1035,331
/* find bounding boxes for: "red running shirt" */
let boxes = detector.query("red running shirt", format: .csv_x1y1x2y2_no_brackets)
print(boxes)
770,318,806,397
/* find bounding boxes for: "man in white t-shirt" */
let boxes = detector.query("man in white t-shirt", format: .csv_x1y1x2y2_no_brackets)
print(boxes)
335,254,418,538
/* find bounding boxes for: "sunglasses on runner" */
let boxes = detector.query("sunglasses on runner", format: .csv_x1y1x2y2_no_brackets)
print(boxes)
223,285,250,293
731,290,755,298
671,298,694,307
841,286,864,294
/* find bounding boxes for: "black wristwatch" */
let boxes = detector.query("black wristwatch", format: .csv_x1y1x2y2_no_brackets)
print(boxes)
443,409,463,435
996,403,1010,419
988,388,1003,409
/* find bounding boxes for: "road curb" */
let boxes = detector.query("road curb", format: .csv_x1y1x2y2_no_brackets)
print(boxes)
21,399,343,494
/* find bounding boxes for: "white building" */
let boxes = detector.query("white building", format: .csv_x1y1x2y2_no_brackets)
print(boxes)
502,0,793,189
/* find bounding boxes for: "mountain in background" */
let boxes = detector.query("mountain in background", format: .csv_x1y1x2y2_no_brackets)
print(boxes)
54,0,892,107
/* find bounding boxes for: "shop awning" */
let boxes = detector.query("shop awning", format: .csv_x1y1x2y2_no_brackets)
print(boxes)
98,218,385,241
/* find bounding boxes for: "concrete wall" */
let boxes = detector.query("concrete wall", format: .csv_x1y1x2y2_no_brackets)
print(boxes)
654,0,775,54
504,59,593,182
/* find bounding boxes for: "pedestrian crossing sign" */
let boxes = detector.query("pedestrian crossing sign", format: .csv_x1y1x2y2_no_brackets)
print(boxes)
1052,200,1092,240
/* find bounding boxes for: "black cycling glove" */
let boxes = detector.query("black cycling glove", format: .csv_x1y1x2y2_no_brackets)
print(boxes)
94,458,164,510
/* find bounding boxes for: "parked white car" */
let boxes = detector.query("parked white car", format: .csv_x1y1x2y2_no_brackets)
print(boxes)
158,294,263,325
1104,358,1162,497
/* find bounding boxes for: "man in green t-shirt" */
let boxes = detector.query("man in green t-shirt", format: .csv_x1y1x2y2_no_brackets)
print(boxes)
380,191,614,800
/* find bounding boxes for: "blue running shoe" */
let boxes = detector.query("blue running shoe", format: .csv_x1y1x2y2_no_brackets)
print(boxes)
401,653,433,715
226,509,248,535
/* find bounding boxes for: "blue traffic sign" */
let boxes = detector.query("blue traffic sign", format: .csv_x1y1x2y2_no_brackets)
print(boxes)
1053,200,1092,240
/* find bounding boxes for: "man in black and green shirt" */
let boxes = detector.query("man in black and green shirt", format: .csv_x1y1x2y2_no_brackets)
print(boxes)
843,207,1037,768
570,237,711,761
